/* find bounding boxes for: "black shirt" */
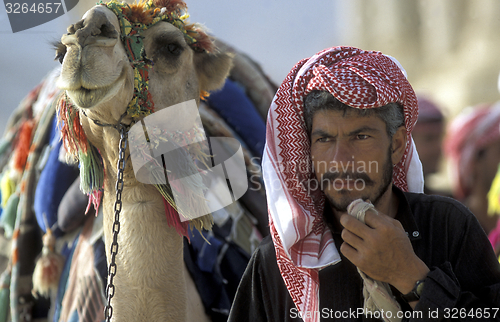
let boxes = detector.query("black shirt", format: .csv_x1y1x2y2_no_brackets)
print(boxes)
228,188,500,321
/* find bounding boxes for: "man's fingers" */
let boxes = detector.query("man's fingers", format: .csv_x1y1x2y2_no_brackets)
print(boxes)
339,214,371,236
341,228,364,250
363,209,406,234
339,241,359,262
363,208,391,229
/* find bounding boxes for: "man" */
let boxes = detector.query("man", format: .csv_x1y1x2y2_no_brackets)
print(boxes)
444,103,500,235
228,47,500,321
411,95,446,195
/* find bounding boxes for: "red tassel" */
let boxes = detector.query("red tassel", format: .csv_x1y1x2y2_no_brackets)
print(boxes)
86,190,103,215
57,98,88,158
72,111,88,154
13,120,34,171
162,197,189,240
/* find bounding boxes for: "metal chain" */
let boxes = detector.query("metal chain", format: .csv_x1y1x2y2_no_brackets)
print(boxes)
104,126,128,321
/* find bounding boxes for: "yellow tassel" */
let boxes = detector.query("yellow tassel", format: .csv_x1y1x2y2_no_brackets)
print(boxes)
487,164,500,216
0,170,15,208
32,228,65,298
200,90,210,101
190,214,213,232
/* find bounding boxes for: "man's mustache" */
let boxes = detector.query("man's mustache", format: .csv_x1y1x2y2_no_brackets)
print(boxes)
320,172,374,186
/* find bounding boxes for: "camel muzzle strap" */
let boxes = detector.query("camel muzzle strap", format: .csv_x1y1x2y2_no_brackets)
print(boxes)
80,109,134,133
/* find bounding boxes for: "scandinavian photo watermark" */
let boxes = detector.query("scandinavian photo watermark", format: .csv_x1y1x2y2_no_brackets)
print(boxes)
248,155,380,194
290,307,500,320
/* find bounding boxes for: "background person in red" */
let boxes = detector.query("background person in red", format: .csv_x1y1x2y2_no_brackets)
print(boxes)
444,103,500,235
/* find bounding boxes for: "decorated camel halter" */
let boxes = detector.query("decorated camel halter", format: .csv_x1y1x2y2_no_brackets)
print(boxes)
103,0,212,118
99,0,214,230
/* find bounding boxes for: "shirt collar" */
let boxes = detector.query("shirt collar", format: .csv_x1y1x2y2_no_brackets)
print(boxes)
393,185,421,242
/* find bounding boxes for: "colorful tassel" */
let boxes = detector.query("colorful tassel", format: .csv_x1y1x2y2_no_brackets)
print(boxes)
143,128,214,234
32,227,65,298
13,119,34,172
0,170,15,208
190,214,214,236
153,162,210,220
57,97,86,159
162,197,189,239
57,97,104,212
0,270,10,322
78,144,105,196
86,189,103,216
0,193,19,238
200,90,210,101
487,164,500,216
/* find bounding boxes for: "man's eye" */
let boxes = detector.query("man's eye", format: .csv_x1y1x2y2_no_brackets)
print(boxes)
356,134,369,140
317,137,329,143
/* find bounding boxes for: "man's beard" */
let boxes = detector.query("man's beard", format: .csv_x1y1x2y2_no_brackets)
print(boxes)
323,147,393,213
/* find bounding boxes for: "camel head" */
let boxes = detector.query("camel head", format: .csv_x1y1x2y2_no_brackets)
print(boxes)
53,0,233,228
56,0,232,120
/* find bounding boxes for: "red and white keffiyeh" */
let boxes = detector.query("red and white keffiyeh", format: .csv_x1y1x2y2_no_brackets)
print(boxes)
444,102,500,200
262,46,423,321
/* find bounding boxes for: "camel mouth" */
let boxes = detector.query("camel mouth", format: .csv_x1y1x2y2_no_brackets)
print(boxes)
66,67,128,109
67,85,111,108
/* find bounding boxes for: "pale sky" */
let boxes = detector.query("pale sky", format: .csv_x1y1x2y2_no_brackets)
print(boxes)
0,0,352,135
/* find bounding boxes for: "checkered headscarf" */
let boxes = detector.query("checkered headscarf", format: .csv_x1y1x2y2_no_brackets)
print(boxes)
444,102,500,200
262,46,423,321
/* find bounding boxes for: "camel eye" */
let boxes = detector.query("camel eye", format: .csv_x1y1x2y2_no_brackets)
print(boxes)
150,35,186,65
167,43,183,56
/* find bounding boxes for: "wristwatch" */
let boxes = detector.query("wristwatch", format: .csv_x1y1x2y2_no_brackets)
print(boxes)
401,279,425,303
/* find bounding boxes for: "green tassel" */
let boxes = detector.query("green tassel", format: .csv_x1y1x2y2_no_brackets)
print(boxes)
0,193,19,238
78,144,104,195
0,271,10,322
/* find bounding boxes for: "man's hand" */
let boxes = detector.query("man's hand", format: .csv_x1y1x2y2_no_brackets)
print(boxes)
339,209,430,301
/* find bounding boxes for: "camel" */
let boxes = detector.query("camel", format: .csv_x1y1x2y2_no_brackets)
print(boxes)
53,0,233,320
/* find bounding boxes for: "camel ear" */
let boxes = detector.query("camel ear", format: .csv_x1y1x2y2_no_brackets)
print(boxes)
194,51,233,93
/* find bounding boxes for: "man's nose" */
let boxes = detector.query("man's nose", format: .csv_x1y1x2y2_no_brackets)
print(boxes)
330,140,353,165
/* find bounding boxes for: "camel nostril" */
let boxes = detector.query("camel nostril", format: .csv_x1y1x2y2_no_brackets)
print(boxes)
67,19,84,35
